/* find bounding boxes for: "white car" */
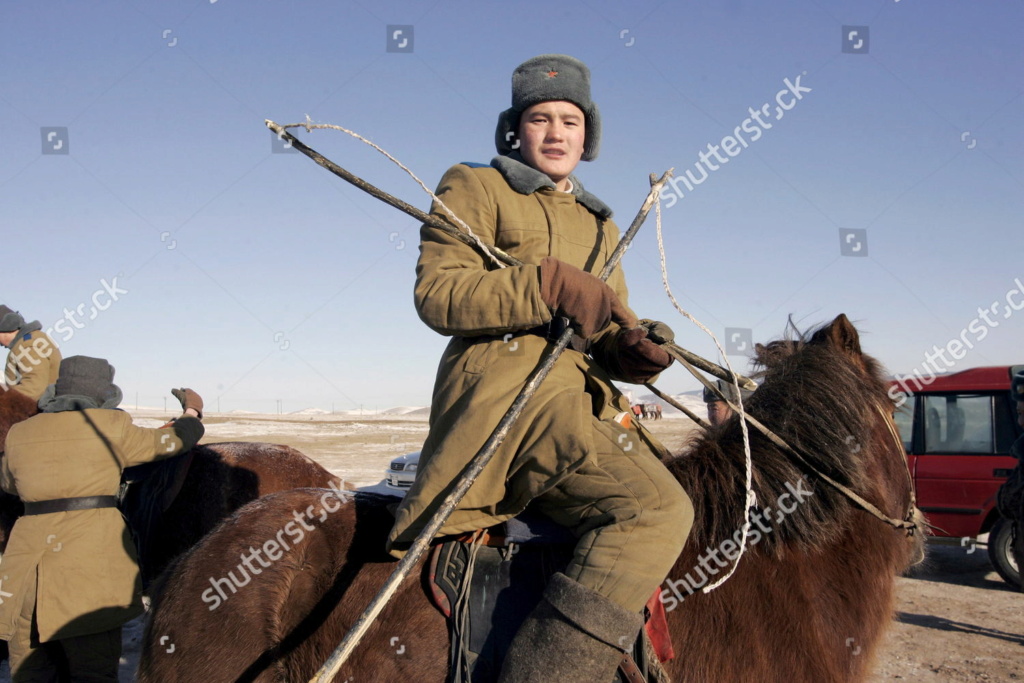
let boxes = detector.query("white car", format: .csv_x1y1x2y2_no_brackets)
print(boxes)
385,451,421,492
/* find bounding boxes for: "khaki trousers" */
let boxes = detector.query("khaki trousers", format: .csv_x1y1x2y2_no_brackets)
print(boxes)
7,571,121,683
533,417,693,612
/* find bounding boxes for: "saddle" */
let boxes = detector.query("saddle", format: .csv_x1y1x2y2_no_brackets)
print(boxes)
425,505,673,683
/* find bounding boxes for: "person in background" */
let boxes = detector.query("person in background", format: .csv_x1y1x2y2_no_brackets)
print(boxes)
997,370,1024,592
0,305,61,401
0,356,204,681
703,378,754,427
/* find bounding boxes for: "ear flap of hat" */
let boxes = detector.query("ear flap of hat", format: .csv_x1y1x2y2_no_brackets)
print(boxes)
495,108,520,156
581,102,600,161
493,103,601,161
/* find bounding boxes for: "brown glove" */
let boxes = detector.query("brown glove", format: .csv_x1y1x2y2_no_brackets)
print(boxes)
614,323,674,383
539,257,635,337
171,388,204,419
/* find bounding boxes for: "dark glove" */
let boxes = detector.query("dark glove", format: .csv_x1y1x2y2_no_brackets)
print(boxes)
640,319,675,345
614,323,674,384
171,388,204,419
539,257,636,337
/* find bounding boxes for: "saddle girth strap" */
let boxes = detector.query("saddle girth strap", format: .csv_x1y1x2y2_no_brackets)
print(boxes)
618,653,646,683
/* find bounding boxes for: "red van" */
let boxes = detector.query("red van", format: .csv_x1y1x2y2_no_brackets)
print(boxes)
891,365,1023,587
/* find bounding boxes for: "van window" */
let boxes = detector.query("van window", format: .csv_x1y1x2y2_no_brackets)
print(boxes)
893,395,915,452
923,394,993,454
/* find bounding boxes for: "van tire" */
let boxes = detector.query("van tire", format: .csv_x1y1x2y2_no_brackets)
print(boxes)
988,517,1020,588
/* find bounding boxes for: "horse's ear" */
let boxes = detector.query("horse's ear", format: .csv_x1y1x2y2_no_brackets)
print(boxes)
813,314,862,356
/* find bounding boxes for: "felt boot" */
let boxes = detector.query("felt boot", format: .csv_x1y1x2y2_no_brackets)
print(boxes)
498,572,643,683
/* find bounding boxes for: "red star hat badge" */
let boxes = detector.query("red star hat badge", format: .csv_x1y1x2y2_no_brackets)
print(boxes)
547,70,558,78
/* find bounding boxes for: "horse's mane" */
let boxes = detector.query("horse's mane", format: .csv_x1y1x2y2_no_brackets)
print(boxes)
667,316,894,555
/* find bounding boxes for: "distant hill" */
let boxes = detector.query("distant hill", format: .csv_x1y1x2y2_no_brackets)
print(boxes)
629,390,706,418
379,406,431,416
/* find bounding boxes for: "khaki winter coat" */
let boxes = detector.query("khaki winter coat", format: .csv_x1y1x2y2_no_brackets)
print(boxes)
4,330,61,401
388,157,667,555
0,409,198,641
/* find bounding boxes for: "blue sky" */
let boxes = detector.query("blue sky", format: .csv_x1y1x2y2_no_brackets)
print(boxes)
2,0,1021,413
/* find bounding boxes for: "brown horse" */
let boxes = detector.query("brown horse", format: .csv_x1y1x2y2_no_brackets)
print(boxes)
129,441,344,585
138,314,925,683
0,389,38,546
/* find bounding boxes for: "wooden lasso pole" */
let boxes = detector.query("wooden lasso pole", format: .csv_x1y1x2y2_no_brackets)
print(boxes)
265,119,756,392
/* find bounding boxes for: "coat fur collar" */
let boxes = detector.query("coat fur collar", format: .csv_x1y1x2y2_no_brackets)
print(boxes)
490,153,613,219
38,384,124,413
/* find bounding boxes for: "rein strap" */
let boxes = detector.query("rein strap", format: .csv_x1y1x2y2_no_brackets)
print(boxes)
666,351,919,534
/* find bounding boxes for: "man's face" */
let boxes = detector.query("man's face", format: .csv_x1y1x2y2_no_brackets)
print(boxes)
707,401,733,427
0,331,16,348
517,101,586,191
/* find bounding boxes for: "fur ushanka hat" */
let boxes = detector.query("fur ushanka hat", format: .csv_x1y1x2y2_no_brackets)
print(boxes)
0,305,24,333
494,54,601,161
54,356,122,406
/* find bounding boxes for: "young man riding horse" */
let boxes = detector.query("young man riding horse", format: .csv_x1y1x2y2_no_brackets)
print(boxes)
0,356,204,681
387,54,693,682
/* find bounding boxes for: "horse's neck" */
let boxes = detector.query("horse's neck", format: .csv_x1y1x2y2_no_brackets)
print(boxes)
662,519,903,683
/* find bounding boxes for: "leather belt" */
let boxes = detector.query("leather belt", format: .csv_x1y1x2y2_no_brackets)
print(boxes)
23,495,118,516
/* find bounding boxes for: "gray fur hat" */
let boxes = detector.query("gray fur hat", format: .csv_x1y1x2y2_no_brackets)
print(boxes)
495,54,601,161
703,379,754,404
54,356,122,406
0,305,24,333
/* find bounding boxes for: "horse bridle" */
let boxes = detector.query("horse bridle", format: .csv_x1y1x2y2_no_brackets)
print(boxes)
742,402,919,535
692,363,920,535
876,404,921,530
658,341,922,536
